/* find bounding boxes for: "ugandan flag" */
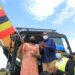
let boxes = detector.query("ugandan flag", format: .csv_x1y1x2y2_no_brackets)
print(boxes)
0,5,15,39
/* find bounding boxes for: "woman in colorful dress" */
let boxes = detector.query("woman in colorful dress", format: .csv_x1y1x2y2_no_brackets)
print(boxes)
20,35,40,75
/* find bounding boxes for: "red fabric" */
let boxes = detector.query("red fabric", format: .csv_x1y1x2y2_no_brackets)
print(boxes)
0,9,6,17
0,26,15,39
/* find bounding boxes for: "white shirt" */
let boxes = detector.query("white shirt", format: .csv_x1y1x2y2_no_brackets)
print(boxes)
0,46,8,69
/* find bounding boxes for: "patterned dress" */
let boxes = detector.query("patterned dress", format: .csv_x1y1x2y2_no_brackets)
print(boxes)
20,43,39,75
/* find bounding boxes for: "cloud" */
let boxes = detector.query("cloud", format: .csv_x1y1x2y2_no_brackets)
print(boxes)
24,0,64,21
52,11,70,25
52,0,75,25
1,0,8,4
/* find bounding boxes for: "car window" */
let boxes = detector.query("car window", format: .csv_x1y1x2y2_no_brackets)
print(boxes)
52,37,70,54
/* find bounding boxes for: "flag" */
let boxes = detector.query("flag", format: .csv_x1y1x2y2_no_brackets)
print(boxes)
0,5,15,39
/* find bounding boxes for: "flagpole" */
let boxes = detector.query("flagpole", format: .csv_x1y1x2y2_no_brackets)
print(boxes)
10,28,24,75
15,29,24,44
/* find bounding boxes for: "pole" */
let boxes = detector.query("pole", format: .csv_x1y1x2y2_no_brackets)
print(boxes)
10,35,20,75
16,30,24,43
10,29,24,75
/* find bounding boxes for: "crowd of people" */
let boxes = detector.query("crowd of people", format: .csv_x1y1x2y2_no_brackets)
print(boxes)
0,32,75,75
18,32,75,75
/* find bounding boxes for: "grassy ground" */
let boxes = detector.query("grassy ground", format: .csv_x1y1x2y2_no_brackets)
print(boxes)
0,71,10,75
0,72,5,75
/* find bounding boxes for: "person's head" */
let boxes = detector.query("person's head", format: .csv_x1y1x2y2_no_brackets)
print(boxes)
42,32,49,40
55,45,65,59
29,35,36,44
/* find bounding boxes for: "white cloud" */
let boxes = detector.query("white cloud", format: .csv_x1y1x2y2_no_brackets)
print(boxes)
52,11,70,25
25,0,64,21
1,0,8,4
67,0,75,9
53,0,75,25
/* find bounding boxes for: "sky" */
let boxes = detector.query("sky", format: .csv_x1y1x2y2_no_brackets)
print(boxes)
0,0,75,52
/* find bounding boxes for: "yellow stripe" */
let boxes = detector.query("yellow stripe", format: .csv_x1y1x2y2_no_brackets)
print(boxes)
0,6,2,10
0,21,12,32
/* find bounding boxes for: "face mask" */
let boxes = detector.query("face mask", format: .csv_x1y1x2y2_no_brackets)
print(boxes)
43,35,48,40
56,53,62,59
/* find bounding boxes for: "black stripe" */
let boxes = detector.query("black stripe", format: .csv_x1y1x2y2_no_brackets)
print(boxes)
0,16,9,24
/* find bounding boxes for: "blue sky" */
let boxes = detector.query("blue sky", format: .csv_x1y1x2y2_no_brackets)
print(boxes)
0,0,75,52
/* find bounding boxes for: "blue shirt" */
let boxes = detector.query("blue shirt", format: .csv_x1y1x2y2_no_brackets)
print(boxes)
40,38,56,63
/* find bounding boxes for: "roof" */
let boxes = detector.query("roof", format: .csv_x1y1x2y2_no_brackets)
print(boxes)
16,27,56,33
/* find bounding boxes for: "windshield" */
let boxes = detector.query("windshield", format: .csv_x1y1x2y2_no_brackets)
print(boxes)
52,37,70,54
